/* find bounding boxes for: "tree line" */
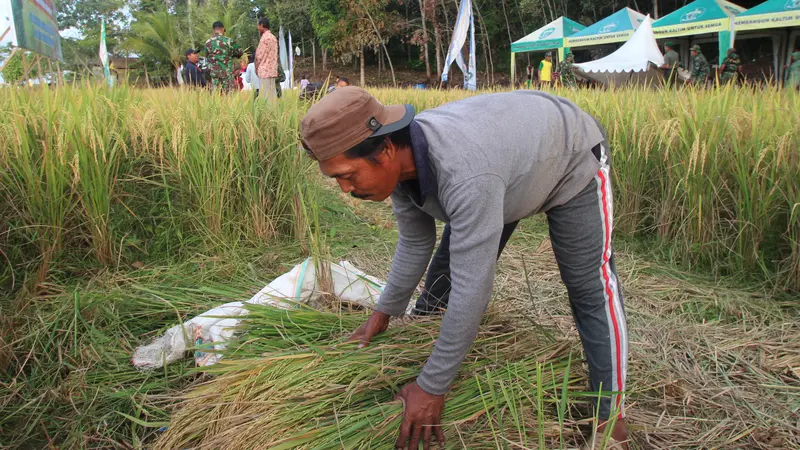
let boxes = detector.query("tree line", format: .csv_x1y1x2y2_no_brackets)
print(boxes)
49,0,765,86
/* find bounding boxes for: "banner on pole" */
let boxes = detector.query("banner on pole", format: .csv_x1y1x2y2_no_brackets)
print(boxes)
442,0,477,90
99,20,113,88
288,30,294,89
9,0,62,61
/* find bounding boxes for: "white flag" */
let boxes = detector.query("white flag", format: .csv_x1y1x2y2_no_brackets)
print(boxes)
441,0,476,90
99,20,113,88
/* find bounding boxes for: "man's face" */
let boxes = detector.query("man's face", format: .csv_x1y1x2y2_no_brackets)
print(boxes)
336,80,350,88
214,27,225,35
664,45,671,52
691,50,697,57
317,147,402,202
546,55,552,61
188,53,199,64
258,24,266,34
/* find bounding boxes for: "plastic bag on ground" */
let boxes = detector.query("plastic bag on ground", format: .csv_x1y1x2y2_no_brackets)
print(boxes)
132,258,403,370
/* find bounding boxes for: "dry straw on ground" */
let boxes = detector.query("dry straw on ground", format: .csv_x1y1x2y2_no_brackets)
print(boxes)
155,307,591,449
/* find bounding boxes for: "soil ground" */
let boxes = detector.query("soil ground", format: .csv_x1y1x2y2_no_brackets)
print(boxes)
291,55,513,88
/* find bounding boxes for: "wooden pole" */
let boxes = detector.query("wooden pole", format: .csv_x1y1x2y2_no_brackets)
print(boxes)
510,51,515,87
56,61,65,85
37,55,44,86
0,26,11,42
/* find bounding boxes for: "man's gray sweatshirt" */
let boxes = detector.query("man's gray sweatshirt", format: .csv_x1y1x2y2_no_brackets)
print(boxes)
373,90,605,395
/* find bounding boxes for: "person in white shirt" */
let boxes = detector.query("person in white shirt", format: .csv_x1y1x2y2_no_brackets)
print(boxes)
240,59,251,90
244,55,261,98
300,73,309,93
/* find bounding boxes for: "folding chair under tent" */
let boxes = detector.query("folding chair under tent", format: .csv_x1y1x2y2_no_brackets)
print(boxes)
573,16,668,87
509,17,585,86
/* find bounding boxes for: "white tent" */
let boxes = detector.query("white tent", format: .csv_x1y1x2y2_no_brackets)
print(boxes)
574,16,667,86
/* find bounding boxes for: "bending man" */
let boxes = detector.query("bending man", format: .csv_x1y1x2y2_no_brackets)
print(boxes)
300,87,629,449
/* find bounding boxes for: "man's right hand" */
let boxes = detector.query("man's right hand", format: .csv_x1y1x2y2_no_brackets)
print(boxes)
348,311,390,348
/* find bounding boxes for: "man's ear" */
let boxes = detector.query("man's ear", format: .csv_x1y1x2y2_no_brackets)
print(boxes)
381,137,397,162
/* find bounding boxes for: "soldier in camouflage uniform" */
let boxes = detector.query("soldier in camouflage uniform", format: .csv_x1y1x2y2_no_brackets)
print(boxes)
274,60,285,98
787,51,800,90
204,21,243,92
719,47,741,84
689,44,710,87
558,53,578,88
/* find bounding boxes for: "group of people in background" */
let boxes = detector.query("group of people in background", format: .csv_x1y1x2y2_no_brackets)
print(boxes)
182,18,283,99
524,51,583,89
664,43,799,89
524,43,800,89
181,18,361,98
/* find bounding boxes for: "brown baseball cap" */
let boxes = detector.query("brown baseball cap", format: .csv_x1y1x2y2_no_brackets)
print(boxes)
301,86,415,161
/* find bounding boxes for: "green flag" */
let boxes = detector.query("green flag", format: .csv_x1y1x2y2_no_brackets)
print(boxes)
98,20,113,88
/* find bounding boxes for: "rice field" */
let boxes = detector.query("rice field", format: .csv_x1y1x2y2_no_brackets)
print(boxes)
0,86,313,291
1,85,798,294
0,84,798,448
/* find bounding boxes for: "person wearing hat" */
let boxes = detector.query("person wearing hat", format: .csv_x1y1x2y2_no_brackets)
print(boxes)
719,47,742,85
557,52,578,88
659,42,680,87
204,21,243,91
301,87,630,449
786,51,800,90
689,44,709,87
183,48,206,88
538,52,554,88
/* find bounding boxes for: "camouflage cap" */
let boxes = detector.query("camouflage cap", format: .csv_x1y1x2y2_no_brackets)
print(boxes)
690,44,702,52
301,87,415,161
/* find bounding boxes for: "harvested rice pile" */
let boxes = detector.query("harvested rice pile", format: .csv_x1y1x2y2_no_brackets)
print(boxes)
155,305,600,449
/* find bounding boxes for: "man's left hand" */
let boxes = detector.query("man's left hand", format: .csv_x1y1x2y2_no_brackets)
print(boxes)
394,381,446,449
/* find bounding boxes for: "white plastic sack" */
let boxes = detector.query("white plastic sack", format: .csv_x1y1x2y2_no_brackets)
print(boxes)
132,258,404,370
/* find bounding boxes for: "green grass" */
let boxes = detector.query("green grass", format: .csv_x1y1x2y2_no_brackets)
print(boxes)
0,247,303,448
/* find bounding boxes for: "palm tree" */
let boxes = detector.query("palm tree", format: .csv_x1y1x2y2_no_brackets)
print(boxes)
124,10,187,71
191,4,252,54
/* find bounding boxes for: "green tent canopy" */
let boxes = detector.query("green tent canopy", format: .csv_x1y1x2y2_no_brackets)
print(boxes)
653,0,745,37
565,8,646,48
511,17,586,53
734,0,800,31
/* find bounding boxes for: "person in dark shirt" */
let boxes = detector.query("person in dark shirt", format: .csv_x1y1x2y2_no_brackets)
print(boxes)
184,48,206,88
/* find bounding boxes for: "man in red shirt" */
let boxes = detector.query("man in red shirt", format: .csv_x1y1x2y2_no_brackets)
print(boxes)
255,17,278,101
